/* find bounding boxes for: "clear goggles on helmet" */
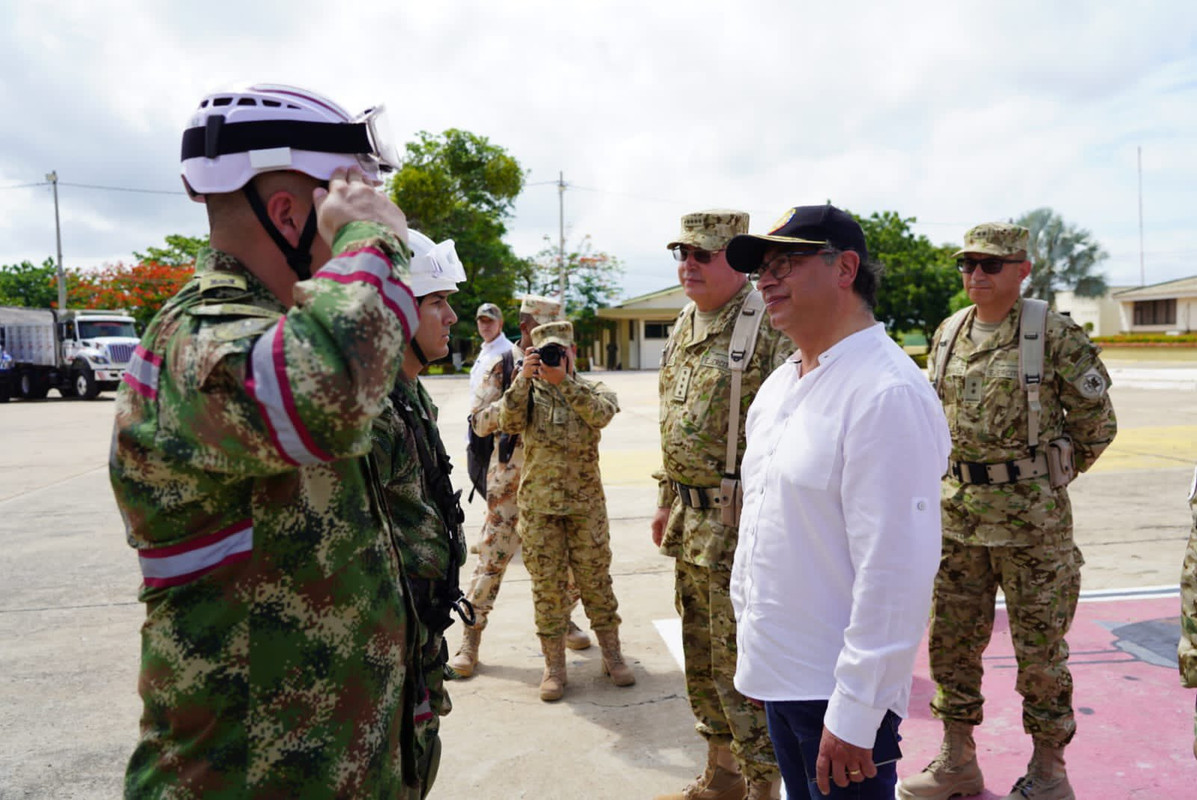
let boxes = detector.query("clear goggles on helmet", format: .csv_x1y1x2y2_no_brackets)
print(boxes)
354,104,401,174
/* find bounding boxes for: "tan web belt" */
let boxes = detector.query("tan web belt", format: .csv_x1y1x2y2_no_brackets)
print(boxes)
673,481,729,509
949,452,1049,486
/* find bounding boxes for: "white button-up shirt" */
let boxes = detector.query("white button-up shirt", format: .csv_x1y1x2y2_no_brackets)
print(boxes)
731,322,950,748
469,333,514,396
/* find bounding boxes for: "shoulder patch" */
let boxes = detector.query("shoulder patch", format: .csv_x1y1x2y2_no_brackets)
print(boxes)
208,316,279,343
189,303,283,319
198,272,248,294
1074,366,1108,399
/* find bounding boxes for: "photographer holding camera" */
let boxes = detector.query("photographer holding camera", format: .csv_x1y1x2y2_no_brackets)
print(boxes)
499,320,636,702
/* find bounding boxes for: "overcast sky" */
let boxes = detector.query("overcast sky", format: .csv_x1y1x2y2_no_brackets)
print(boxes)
1,0,1194,301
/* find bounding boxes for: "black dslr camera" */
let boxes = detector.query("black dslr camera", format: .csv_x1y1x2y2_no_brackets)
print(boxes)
536,344,566,367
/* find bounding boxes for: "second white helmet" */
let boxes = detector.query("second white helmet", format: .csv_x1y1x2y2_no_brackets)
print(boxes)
408,230,466,297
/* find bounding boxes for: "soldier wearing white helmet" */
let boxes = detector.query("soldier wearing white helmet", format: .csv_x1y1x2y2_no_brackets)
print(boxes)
371,229,471,795
111,83,423,796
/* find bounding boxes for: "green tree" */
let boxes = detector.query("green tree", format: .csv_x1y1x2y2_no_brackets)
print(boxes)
1016,208,1108,305
0,258,59,307
852,211,958,341
133,234,209,266
528,236,624,358
388,129,526,362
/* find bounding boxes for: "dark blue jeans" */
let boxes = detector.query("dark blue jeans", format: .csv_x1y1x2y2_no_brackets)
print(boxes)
764,700,901,800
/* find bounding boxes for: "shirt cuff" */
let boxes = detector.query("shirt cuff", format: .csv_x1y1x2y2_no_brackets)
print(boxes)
825,687,887,750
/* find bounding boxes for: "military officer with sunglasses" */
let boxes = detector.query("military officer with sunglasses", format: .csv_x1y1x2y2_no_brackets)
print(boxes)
652,210,791,800
900,222,1117,800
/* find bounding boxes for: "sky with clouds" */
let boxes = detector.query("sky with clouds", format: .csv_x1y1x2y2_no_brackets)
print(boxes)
1,0,1194,301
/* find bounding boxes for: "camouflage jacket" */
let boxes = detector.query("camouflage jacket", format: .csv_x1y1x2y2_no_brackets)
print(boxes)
1180,466,1197,688
498,370,619,516
928,299,1117,546
655,283,793,567
110,222,422,798
471,344,525,473
372,375,465,729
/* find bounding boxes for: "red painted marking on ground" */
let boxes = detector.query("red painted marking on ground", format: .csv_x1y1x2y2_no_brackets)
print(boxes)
899,596,1197,797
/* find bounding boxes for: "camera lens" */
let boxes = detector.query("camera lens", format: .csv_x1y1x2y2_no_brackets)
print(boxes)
539,345,563,367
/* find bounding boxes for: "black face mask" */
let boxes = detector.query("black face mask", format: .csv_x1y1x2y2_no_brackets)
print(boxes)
241,183,320,281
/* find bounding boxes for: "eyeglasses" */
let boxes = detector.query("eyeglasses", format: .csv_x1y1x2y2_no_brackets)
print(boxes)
956,257,1023,275
751,249,829,282
671,246,723,264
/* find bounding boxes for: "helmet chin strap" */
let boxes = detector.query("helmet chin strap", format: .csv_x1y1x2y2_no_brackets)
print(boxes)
409,337,430,367
242,183,319,280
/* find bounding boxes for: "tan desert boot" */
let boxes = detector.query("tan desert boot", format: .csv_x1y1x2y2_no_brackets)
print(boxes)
1001,742,1074,800
566,618,592,650
538,635,567,702
447,625,482,678
595,628,635,687
897,720,985,800
653,741,746,800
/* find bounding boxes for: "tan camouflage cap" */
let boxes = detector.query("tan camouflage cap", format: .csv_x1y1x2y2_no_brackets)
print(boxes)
519,294,565,326
475,302,502,321
953,222,1030,259
666,209,750,252
531,321,573,349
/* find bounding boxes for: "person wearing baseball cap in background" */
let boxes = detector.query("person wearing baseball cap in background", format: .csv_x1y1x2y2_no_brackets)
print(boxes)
470,302,513,397
450,295,591,680
499,319,635,702
725,204,951,799
902,222,1115,800
653,209,791,800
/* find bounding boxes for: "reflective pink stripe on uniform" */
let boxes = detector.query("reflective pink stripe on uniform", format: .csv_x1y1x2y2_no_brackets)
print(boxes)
139,519,253,588
123,345,162,400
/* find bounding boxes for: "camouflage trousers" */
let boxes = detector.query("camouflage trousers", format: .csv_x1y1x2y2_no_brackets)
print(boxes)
519,507,620,638
675,560,778,783
403,631,447,800
928,535,1083,746
1178,484,1197,740
461,459,580,629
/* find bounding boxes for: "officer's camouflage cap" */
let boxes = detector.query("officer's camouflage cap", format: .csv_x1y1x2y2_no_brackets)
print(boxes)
667,209,750,252
531,321,573,349
520,294,565,326
475,302,502,320
953,222,1030,259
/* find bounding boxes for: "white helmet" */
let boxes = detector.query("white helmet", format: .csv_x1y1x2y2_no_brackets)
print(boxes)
181,83,401,199
408,230,466,297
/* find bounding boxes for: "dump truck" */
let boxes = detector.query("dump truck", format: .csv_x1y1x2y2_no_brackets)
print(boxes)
0,307,140,401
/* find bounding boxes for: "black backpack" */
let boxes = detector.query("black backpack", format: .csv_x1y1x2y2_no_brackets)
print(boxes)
466,350,516,502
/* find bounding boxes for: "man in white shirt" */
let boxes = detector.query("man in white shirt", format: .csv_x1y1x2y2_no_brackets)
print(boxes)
726,205,951,799
470,302,513,396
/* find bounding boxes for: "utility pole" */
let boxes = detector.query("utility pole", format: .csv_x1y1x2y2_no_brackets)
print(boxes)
1137,146,1145,286
46,170,66,311
557,171,566,302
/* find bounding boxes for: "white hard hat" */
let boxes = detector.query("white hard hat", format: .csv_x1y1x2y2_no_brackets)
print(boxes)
180,83,401,200
408,230,466,297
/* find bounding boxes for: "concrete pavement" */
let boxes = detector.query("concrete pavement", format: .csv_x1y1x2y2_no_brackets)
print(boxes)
1,367,1194,798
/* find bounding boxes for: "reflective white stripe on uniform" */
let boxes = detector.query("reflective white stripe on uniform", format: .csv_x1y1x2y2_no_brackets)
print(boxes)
247,318,333,466
139,520,253,588
122,345,162,400
316,246,419,339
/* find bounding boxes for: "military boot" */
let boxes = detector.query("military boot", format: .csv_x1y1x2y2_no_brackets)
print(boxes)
1002,742,1074,800
745,778,780,799
565,618,592,650
447,625,482,679
595,627,635,687
897,720,985,800
653,741,746,800
538,635,567,702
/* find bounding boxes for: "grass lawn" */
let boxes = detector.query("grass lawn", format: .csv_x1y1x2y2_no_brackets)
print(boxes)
1098,345,1197,363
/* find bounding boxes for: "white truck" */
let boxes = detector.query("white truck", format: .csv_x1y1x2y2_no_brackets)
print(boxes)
0,307,140,401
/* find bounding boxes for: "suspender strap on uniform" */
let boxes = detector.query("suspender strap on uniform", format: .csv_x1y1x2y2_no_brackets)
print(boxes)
1019,298,1049,453
723,289,766,476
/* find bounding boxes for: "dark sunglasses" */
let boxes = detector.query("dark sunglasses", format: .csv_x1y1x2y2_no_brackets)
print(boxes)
671,246,723,264
956,257,1022,275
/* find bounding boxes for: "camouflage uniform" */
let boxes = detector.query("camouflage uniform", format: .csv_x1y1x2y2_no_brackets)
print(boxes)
462,344,582,627
499,331,622,639
372,375,468,797
926,266,1117,746
110,222,425,798
657,218,792,781
1179,466,1197,740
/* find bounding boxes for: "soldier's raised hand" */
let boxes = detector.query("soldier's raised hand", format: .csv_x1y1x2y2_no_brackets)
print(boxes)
314,167,408,246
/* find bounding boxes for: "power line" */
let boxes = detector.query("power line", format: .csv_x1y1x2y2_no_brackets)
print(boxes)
60,181,185,196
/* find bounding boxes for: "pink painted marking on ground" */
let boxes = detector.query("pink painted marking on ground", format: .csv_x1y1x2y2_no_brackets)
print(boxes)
898,595,1197,798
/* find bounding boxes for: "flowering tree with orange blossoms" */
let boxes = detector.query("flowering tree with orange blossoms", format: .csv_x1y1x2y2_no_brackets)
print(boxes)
67,261,194,330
